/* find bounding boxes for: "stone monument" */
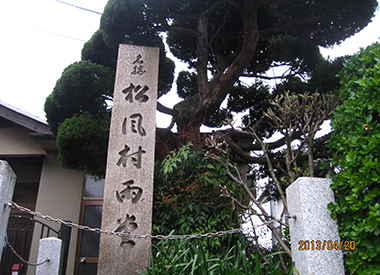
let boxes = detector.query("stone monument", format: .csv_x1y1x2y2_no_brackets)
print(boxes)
35,237,63,275
0,161,16,261
98,44,159,274
286,177,344,275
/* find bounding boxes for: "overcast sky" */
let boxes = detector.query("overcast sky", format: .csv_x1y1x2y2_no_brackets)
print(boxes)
0,0,379,127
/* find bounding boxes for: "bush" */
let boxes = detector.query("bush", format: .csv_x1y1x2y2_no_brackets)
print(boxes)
149,143,294,274
152,143,247,254
328,42,380,275
137,237,294,275
56,113,109,176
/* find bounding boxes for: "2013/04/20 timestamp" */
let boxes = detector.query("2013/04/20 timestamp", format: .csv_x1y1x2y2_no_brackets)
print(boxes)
298,240,356,251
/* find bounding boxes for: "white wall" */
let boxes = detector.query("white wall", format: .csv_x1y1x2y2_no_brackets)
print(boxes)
27,151,84,275
0,128,45,155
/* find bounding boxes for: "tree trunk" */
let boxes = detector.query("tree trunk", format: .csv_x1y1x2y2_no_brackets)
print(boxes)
173,0,261,133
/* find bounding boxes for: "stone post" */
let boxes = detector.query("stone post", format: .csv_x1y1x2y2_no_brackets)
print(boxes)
286,177,344,275
0,160,16,261
35,237,63,275
98,44,159,274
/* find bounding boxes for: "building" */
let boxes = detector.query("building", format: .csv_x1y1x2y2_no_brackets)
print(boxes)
0,101,102,275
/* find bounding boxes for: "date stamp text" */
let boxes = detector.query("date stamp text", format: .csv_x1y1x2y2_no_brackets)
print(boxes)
298,240,356,251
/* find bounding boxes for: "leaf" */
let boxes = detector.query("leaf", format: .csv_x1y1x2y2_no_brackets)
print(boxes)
206,164,216,169
329,42,380,274
374,227,380,236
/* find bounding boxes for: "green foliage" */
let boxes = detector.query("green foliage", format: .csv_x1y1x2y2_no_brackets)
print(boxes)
328,42,380,275
153,143,247,254
272,56,345,97
228,82,273,137
44,61,114,177
152,143,295,274
165,0,377,72
46,34,174,175
137,237,295,275
81,30,118,70
177,71,198,100
267,35,321,74
44,0,378,180
100,0,153,48
44,61,114,135
56,113,110,177
99,0,175,98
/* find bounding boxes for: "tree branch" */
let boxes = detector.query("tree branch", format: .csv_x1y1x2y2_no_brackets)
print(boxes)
241,73,293,80
157,102,177,116
203,0,225,16
196,13,210,103
158,24,198,37
191,0,262,124
251,131,288,210
215,128,303,151
204,146,292,257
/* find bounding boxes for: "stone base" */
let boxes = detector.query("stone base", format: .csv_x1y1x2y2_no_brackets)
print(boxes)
286,177,344,275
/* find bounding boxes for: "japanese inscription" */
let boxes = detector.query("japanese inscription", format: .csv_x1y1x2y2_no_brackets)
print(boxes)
131,54,146,75
98,45,159,275
115,180,143,204
116,145,146,169
115,214,138,246
122,83,149,103
122,113,146,136
114,54,150,246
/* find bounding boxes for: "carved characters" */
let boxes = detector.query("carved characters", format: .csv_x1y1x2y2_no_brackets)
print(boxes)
116,180,143,204
113,53,153,247
116,145,146,169
122,83,149,103
122,113,146,136
115,214,138,246
131,54,146,75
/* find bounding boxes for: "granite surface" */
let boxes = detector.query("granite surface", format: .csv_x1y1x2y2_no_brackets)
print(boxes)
98,44,159,275
286,177,344,275
0,161,16,260
35,237,63,275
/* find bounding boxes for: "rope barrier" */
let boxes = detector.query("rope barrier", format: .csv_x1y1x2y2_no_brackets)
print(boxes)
5,238,49,267
5,202,294,240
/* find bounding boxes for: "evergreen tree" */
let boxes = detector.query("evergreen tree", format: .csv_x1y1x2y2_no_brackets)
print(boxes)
45,0,378,176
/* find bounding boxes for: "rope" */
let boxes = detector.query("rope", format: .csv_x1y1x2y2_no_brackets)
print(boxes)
5,238,49,267
5,202,294,240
